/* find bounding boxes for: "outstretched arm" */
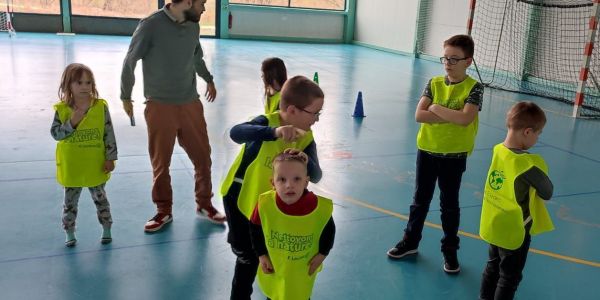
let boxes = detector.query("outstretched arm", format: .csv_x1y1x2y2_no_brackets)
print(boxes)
230,115,278,144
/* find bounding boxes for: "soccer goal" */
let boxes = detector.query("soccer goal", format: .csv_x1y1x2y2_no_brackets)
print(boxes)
0,0,15,37
468,0,600,118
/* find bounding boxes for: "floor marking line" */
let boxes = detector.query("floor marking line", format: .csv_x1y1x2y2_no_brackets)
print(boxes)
313,186,600,268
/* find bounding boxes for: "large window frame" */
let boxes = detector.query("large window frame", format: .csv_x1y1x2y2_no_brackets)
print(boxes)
229,0,346,12
10,0,219,37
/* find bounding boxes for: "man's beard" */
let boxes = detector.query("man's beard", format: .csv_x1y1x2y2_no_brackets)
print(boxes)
184,9,201,23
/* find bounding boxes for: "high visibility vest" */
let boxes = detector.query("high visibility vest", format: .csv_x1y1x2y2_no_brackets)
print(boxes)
480,143,554,250
417,75,479,154
220,112,314,219
256,190,333,300
54,99,110,187
265,91,281,114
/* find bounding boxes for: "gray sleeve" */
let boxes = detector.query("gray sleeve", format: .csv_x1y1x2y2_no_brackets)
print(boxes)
103,106,118,161
521,166,553,200
50,111,75,141
120,19,152,100
465,82,484,110
421,79,433,100
194,40,213,83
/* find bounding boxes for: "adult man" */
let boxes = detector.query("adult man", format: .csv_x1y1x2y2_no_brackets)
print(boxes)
120,0,225,232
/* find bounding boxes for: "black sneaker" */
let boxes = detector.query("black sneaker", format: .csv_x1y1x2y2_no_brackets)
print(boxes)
387,240,418,259
443,252,460,274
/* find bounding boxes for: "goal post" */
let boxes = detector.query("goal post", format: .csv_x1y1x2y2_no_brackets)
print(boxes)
468,0,600,118
0,0,15,37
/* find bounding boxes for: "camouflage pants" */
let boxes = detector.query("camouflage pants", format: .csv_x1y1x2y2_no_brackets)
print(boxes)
62,184,112,232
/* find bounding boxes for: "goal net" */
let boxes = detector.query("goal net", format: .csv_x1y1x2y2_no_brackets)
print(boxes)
469,0,600,118
0,0,15,37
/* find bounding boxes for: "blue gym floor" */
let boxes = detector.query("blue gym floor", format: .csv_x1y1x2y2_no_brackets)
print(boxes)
0,33,599,300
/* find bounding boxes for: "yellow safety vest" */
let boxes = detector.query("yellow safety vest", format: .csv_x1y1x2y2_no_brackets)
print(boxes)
417,75,479,154
220,112,314,219
257,190,333,300
54,99,110,187
265,91,281,114
480,144,554,250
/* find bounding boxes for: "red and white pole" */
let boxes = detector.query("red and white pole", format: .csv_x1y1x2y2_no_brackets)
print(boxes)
573,0,600,118
466,0,477,36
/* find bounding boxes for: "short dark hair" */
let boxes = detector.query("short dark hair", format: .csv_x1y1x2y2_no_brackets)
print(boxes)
280,76,324,110
261,57,287,93
444,34,475,58
506,102,547,131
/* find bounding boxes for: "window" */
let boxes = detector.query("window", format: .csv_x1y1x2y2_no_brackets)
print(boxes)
12,0,60,15
199,0,216,36
290,0,345,10
70,0,157,19
230,0,346,11
230,1,289,7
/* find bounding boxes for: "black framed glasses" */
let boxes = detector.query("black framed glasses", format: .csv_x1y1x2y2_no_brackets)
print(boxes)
298,107,322,119
440,57,469,65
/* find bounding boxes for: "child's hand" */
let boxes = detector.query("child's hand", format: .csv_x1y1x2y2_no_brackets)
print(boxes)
275,125,305,142
308,253,326,275
259,255,275,274
70,107,86,127
428,104,440,114
283,148,309,162
103,160,115,173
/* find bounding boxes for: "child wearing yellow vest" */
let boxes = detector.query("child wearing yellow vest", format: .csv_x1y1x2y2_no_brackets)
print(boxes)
221,76,324,299
387,34,484,274
50,63,118,247
249,149,335,300
262,57,287,114
479,102,553,300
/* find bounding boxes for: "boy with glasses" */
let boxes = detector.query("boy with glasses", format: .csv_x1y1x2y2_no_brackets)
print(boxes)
387,34,484,274
221,76,324,299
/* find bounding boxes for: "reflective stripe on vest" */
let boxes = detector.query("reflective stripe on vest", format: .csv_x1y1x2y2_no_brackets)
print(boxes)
220,112,314,219
256,190,333,300
265,91,281,114
416,75,478,154
479,144,554,250
54,99,110,187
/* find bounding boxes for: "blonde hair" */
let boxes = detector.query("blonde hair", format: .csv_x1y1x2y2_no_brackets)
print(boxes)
58,63,99,107
272,148,308,172
506,101,546,131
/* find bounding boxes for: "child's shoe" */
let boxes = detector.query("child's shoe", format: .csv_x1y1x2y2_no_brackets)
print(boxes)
387,240,418,259
65,231,77,247
101,227,112,244
443,251,460,274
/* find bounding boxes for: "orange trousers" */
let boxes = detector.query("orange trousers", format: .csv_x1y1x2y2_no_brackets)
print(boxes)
144,100,212,214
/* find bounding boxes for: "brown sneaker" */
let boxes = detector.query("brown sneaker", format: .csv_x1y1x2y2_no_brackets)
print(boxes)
144,213,173,233
197,205,227,225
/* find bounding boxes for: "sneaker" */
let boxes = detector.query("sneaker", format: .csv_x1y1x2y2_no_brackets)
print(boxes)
443,252,461,274
197,205,227,225
387,240,418,259
65,239,77,247
144,213,173,233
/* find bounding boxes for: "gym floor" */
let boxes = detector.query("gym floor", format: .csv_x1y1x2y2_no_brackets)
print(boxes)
0,33,598,299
